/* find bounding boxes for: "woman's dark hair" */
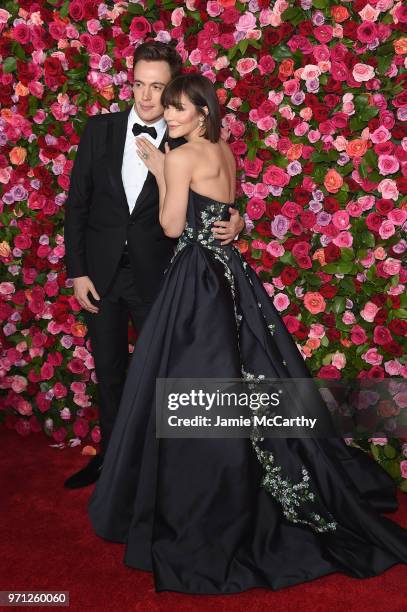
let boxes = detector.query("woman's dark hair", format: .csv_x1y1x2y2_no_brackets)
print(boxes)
161,74,221,143
133,41,183,80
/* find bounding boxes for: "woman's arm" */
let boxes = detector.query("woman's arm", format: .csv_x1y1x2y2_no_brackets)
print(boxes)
159,148,192,238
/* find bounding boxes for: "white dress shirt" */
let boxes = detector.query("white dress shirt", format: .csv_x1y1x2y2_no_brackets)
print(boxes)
122,105,167,216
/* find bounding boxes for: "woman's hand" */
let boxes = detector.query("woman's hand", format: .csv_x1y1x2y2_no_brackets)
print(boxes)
212,208,245,245
135,136,170,179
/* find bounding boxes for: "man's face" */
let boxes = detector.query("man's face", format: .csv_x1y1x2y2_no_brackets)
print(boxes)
132,60,172,125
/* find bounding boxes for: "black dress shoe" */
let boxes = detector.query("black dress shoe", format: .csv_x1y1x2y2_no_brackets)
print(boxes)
64,454,104,489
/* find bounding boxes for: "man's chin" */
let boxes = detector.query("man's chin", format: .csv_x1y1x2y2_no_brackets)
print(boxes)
135,105,163,124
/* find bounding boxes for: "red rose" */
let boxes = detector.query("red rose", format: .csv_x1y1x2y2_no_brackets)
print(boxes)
261,250,276,268
255,221,272,237
281,266,298,286
388,318,407,336
317,365,341,379
375,199,394,214
324,243,341,262
320,284,338,299
69,1,84,21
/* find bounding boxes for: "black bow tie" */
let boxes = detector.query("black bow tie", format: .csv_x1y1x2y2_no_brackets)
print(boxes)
132,123,157,139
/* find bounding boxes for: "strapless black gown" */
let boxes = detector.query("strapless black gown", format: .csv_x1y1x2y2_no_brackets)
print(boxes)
88,188,407,594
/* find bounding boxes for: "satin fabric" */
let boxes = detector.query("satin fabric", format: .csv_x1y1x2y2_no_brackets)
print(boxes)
88,188,407,594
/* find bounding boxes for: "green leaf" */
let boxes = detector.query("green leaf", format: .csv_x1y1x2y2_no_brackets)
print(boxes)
312,0,329,7
341,248,354,262
360,231,375,247
238,39,249,55
271,45,292,61
399,479,407,493
332,296,346,315
392,309,407,319
3,57,16,73
60,0,70,18
322,261,354,274
383,444,397,459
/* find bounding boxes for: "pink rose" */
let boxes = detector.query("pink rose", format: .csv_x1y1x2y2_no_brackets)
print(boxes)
259,55,275,75
266,241,285,257
371,126,391,144
362,348,383,365
360,301,379,322
236,58,257,76
350,325,368,345
246,198,266,220
332,352,346,370
236,12,256,32
353,63,375,82
129,17,151,41
388,209,407,225
378,179,399,200
384,360,401,376
369,438,388,446
378,155,399,175
273,293,290,312
332,231,353,248
243,157,263,178
379,220,395,240
401,460,407,479
332,211,350,230
11,375,27,393
263,165,290,187
383,257,401,276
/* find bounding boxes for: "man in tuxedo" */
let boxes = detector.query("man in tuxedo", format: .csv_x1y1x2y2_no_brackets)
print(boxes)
63,41,244,488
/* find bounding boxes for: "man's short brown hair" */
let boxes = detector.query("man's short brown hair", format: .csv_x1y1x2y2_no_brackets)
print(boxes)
133,41,183,80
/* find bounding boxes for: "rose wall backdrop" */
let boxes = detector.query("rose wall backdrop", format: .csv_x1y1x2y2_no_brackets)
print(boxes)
0,0,406,487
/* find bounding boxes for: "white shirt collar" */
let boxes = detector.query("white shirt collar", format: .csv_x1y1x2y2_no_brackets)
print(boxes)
128,104,166,135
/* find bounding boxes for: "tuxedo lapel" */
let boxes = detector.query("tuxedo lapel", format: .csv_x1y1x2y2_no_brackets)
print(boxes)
108,107,131,214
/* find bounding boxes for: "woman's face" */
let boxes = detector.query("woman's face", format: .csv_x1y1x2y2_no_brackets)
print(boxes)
164,93,207,139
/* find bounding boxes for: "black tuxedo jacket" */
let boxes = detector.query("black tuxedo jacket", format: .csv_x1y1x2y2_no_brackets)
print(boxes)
64,107,186,302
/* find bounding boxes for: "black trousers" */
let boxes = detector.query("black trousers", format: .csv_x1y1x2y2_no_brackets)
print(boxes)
84,249,152,455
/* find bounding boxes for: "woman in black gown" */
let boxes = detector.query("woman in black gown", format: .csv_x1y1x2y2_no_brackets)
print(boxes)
88,74,407,594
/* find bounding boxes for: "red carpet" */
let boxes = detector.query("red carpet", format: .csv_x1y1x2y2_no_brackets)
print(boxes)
1,426,406,612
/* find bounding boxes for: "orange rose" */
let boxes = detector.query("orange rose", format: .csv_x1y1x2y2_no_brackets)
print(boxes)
324,169,343,193
331,6,349,23
216,88,227,105
394,38,407,55
71,322,87,337
0,241,11,258
82,445,97,456
15,82,29,97
9,146,27,165
312,249,326,266
100,85,114,100
287,143,303,161
306,337,321,350
303,292,326,315
236,239,249,254
346,139,368,158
